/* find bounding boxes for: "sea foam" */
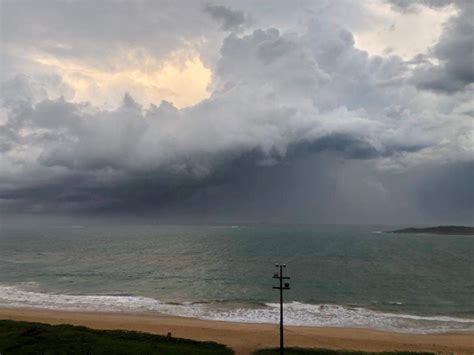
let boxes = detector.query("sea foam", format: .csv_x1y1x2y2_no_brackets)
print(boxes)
0,284,473,334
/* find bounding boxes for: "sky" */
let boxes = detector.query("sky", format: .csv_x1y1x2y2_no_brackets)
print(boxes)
0,0,473,224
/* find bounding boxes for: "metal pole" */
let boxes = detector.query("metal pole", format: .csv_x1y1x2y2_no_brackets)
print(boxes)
273,264,290,355
279,265,284,355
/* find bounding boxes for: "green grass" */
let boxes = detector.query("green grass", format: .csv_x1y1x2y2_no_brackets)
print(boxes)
253,348,434,355
0,319,233,354
0,320,437,355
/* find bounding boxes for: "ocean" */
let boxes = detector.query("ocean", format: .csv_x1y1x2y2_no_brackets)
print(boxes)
0,221,473,334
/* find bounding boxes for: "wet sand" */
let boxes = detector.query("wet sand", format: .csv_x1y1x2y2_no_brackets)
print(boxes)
0,307,473,354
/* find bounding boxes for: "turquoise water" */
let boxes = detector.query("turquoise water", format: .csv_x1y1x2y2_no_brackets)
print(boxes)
0,222,473,333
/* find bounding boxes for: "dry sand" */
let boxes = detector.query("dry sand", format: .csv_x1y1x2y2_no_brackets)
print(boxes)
0,307,473,354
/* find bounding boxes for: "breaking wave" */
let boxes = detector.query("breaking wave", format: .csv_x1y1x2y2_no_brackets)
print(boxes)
0,284,473,334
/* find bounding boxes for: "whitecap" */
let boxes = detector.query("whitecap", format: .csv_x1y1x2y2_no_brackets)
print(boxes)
0,284,473,334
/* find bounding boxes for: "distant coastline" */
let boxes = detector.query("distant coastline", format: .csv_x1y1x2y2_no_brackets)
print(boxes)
387,226,474,236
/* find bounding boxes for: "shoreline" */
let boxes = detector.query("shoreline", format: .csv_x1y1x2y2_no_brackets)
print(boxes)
0,307,473,354
3,284,473,333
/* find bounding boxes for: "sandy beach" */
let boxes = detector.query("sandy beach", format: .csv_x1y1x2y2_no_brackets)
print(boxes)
0,308,473,355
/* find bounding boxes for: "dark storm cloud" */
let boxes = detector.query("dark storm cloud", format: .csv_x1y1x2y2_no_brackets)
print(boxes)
117,153,473,225
0,0,472,223
0,94,424,214
286,134,428,161
7,149,468,225
410,161,474,223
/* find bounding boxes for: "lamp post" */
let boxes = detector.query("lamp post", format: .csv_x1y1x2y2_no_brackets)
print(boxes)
273,263,290,355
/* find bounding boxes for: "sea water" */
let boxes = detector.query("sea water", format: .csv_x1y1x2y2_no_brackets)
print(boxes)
0,220,473,333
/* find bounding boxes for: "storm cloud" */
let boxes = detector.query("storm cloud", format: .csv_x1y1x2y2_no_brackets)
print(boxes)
0,0,472,223
411,0,474,92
